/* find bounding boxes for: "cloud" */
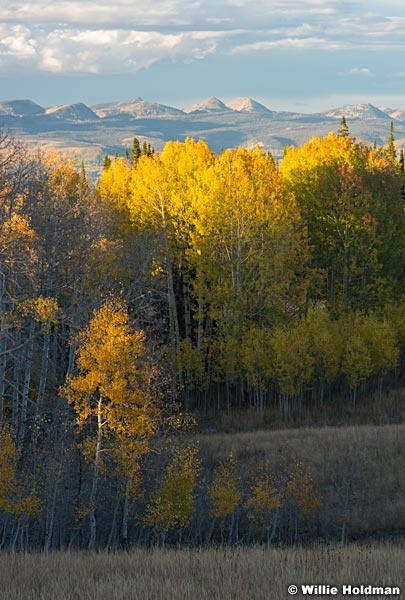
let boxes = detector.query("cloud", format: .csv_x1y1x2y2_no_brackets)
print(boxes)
0,0,405,75
349,67,372,76
232,37,349,53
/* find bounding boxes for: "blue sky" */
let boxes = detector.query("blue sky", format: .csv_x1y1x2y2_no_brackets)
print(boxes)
1,0,405,112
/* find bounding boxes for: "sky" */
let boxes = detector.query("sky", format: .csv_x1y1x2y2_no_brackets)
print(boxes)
1,0,405,112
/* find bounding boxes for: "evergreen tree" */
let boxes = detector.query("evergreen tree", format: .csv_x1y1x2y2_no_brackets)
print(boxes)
132,137,142,165
103,155,112,170
387,120,396,161
399,148,404,172
337,115,349,138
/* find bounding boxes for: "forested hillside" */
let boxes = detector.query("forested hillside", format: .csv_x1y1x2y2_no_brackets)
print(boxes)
1,128,405,550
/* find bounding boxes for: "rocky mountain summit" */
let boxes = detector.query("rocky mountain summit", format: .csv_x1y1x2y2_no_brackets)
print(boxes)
1,96,404,170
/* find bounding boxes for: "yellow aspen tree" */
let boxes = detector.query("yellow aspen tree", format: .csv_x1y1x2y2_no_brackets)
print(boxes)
285,461,319,542
62,298,160,549
245,467,282,545
272,320,314,414
304,305,343,405
127,140,214,400
208,451,242,544
241,326,275,415
281,134,386,311
144,443,201,544
0,425,40,517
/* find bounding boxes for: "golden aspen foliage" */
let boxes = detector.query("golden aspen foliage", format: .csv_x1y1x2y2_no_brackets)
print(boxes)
18,296,59,334
96,156,132,227
241,326,275,392
0,213,38,273
209,452,241,519
286,462,320,517
0,426,40,517
341,314,399,396
304,305,343,387
191,146,306,333
281,134,387,311
272,321,314,397
245,468,282,523
145,443,201,533
63,298,159,436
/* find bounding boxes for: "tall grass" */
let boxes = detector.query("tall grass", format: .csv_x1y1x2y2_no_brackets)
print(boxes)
1,543,403,600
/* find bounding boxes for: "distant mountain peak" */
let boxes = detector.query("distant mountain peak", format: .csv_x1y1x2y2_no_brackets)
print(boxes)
226,97,272,113
0,99,45,116
322,103,390,120
45,102,99,121
183,96,230,114
92,98,183,119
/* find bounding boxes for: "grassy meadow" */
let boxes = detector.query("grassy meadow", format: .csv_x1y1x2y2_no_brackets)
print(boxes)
1,543,403,600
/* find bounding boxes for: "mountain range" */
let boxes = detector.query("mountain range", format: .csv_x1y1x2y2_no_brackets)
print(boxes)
1,96,404,174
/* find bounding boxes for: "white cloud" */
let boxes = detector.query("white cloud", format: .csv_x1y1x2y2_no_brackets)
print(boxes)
0,25,224,74
232,37,349,53
0,0,405,75
349,67,372,76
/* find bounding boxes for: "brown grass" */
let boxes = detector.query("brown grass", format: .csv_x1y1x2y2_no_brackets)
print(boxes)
197,423,405,541
1,543,403,600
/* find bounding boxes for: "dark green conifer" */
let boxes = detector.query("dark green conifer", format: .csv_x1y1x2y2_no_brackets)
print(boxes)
387,120,396,161
338,115,349,138
132,137,142,165
399,148,404,172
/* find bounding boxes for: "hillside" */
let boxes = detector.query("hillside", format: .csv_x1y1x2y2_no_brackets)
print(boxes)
1,95,404,164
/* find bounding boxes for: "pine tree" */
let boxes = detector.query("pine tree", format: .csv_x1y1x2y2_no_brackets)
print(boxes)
103,155,111,170
337,115,349,138
399,148,404,172
387,120,396,161
132,137,142,165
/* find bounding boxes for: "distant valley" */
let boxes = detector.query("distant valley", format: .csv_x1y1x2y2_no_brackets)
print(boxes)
1,96,404,175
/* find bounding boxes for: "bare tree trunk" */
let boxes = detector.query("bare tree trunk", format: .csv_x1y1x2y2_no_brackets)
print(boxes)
18,318,35,445
0,270,6,420
88,397,103,550
37,331,51,411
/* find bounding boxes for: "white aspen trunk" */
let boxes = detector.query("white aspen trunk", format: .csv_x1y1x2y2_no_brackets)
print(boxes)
44,455,63,553
0,269,6,420
18,318,35,445
37,331,51,410
88,397,103,550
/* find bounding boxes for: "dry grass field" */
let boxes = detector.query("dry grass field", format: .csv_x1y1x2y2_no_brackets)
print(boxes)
1,543,403,600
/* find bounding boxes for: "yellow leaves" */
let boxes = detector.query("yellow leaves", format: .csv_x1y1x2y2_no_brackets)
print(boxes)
245,470,282,523
0,214,38,269
61,298,160,456
97,156,132,213
145,443,201,532
286,462,320,517
0,426,40,517
272,321,314,397
341,313,399,391
209,452,241,519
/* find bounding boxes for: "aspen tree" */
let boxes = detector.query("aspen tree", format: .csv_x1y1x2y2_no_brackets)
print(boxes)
145,443,201,544
62,299,160,549
208,452,241,544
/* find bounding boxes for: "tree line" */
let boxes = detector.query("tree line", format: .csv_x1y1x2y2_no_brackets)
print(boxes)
0,125,404,549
